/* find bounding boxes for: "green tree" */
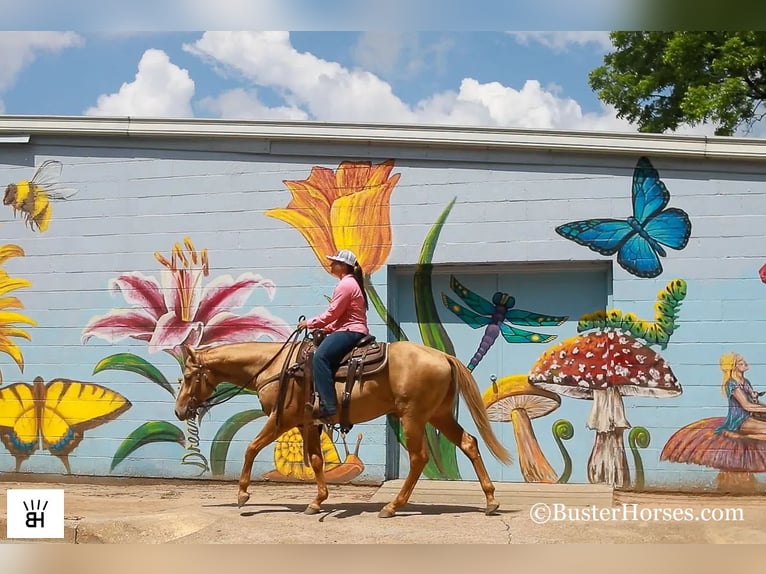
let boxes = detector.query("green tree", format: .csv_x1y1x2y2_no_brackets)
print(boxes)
589,32,766,135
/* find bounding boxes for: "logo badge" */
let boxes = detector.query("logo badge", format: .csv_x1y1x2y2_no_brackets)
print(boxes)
6,489,65,539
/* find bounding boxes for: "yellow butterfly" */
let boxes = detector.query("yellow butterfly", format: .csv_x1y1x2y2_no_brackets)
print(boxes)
0,376,131,473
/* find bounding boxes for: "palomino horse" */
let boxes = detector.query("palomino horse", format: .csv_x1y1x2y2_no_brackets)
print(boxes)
174,339,512,518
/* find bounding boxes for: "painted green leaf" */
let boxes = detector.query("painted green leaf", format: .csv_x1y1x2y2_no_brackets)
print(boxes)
414,197,457,356
110,420,185,471
387,417,455,479
629,426,651,490
213,382,259,399
366,277,408,342
197,383,260,420
209,409,266,476
552,419,574,484
416,199,459,479
390,197,459,480
93,353,175,397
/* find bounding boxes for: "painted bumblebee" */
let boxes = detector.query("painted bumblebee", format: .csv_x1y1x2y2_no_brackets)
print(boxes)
4,160,76,232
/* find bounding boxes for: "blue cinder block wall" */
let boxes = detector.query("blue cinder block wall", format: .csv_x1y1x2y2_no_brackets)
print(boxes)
0,119,763,494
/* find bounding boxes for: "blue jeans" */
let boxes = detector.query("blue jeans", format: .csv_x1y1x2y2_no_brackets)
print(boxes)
312,331,365,416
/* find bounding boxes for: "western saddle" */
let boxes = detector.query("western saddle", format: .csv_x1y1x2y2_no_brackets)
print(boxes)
289,330,388,434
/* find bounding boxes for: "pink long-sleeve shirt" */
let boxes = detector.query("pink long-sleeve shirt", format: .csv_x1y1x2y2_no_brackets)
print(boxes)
307,274,369,335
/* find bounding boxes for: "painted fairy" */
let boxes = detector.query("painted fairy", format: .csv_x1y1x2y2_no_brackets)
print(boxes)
715,353,766,440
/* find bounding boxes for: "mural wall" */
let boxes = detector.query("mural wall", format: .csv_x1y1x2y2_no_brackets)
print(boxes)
0,134,764,493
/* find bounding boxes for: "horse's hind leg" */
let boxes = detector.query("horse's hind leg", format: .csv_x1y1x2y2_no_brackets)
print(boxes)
237,413,282,507
429,411,499,515
303,425,329,515
379,415,429,519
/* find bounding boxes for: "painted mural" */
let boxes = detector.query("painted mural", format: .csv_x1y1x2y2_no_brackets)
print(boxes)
0,163,130,475
481,374,574,483
81,236,291,474
270,163,485,480
3,160,76,233
261,427,365,484
3,147,764,495
441,275,567,371
528,279,687,488
0,377,130,473
556,156,692,279
661,353,766,492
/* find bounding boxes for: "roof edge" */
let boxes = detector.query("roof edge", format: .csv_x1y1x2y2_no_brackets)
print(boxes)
1,114,765,160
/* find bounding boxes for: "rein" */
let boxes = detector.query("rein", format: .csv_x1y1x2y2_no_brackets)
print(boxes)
194,317,308,414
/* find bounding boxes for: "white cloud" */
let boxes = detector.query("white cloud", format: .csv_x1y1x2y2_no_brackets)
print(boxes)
0,31,83,94
198,88,308,120
186,31,632,132
508,32,613,53
85,49,195,117
185,31,416,124
416,78,634,131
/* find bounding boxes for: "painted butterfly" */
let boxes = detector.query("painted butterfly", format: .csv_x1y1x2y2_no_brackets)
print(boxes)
0,377,131,473
555,156,692,279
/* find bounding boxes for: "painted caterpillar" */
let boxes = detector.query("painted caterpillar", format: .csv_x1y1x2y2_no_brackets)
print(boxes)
577,278,687,350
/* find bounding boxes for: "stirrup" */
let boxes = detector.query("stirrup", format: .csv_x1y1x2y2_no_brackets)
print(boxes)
305,393,321,418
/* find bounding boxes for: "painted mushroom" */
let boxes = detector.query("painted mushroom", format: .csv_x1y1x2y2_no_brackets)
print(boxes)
661,417,766,492
482,374,561,483
529,330,681,488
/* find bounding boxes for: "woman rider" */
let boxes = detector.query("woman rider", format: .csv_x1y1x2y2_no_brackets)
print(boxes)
297,249,369,424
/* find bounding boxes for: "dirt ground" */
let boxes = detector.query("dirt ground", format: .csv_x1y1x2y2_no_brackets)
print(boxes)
1,477,766,544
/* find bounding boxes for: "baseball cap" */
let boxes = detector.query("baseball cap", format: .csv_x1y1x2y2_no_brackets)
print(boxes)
326,249,357,267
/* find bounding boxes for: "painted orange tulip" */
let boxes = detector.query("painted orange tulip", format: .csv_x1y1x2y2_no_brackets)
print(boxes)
265,159,400,275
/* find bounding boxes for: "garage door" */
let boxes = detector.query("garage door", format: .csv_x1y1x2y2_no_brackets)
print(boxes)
389,263,609,482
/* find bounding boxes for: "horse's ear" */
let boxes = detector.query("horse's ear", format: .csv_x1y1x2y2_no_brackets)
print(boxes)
181,345,197,363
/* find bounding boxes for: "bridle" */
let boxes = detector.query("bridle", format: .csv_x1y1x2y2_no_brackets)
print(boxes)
180,318,309,420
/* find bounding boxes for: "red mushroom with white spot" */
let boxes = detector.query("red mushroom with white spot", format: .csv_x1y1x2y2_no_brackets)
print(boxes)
529,330,682,488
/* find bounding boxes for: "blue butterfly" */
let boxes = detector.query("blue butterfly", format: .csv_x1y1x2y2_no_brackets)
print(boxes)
555,156,691,279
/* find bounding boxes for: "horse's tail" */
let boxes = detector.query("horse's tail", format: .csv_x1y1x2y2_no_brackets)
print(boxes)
446,355,513,465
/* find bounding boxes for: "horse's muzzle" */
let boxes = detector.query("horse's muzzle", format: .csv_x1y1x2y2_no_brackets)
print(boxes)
175,396,199,421
175,405,195,421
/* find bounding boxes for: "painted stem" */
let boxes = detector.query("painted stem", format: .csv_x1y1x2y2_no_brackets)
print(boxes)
628,426,651,491
511,409,558,483
586,386,630,488
365,276,408,342
716,471,757,493
587,429,630,489
552,419,574,484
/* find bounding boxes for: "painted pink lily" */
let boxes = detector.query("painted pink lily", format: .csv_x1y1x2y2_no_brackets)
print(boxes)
82,238,291,359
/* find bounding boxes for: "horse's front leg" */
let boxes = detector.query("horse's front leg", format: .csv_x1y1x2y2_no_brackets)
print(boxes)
238,413,282,507
379,414,429,518
303,425,329,515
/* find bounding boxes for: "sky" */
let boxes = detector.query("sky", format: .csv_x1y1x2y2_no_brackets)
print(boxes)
0,31,743,136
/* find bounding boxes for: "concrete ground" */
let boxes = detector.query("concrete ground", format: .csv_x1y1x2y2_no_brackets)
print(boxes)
1,477,765,544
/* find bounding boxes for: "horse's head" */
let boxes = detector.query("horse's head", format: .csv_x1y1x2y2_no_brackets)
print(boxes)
175,345,216,421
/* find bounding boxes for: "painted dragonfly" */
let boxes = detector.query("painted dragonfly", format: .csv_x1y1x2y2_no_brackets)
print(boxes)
442,275,568,371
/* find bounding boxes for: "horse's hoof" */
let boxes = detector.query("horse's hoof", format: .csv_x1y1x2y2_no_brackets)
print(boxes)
485,503,500,515
304,504,321,515
378,507,396,519
237,492,250,508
